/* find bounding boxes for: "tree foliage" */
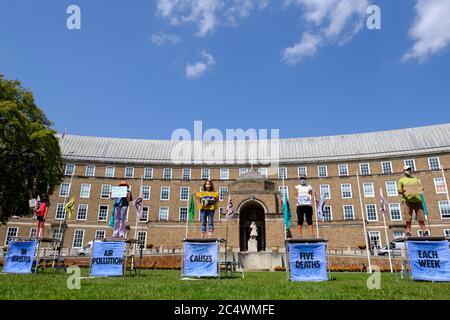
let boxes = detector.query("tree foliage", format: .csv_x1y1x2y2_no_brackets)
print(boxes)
0,74,63,223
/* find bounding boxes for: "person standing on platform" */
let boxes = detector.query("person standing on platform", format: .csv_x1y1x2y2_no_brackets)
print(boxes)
398,165,427,237
113,180,133,239
35,198,48,238
294,175,314,238
195,180,219,238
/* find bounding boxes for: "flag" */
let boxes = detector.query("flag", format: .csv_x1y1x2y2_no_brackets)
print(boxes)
108,202,115,228
188,193,195,223
35,195,41,210
225,195,234,221
64,196,75,220
282,193,292,230
420,193,428,221
379,188,388,215
135,197,143,220
315,192,326,222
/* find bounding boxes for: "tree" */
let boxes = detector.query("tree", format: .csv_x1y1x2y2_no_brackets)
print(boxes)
0,74,63,223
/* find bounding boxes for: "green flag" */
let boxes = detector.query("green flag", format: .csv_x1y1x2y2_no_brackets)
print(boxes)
282,193,292,230
188,193,195,222
420,193,428,221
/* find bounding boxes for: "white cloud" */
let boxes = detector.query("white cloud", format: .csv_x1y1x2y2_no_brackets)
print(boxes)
185,51,216,79
151,32,182,46
156,0,269,36
282,0,368,65
403,0,450,62
282,32,321,64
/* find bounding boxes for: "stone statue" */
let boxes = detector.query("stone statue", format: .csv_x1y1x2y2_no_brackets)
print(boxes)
250,221,258,239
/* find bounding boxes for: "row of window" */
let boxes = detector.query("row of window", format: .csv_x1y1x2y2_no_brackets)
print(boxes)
51,200,450,223
63,157,444,179
59,184,230,201
59,177,448,201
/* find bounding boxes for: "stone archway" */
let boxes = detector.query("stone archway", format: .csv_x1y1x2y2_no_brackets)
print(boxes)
239,200,266,252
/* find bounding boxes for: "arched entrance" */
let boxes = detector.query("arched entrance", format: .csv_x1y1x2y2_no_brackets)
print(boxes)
239,201,266,252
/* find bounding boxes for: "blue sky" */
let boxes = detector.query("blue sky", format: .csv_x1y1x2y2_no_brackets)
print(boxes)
0,0,449,140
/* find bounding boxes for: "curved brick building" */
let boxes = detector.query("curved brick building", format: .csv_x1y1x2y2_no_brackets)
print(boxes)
2,123,450,252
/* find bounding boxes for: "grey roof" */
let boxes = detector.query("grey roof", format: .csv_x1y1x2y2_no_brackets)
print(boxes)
59,123,450,165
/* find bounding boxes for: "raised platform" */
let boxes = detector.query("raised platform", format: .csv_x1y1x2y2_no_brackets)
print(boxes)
183,238,225,243
393,236,449,242
286,238,328,244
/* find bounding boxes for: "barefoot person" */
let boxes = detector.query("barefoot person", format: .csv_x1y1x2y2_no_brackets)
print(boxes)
294,175,314,238
113,181,132,239
195,180,219,238
398,165,427,237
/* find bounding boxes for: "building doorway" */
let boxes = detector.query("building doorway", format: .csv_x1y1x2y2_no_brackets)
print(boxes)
239,201,266,252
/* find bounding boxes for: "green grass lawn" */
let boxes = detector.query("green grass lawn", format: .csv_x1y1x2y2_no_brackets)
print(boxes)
1,269,449,300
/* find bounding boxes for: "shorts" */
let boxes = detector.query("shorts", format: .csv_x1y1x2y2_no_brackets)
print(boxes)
297,205,313,226
37,215,45,222
402,202,425,222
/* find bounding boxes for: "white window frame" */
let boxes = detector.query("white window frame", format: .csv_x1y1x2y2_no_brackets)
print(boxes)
318,165,328,178
105,166,115,178
438,200,450,219
434,177,448,194
124,167,134,179
163,168,172,180
180,187,190,201
98,205,109,222
137,231,147,244
404,159,416,172
85,165,95,177
201,168,210,180
297,167,308,178
100,184,111,199
160,186,170,201
343,205,355,220
179,207,188,222
368,231,381,248
159,207,169,221
76,204,88,221
389,203,402,221
386,181,398,197
140,206,149,222
95,230,106,239
360,163,371,176
320,184,331,200
72,229,85,249
182,168,191,181
393,231,405,239
428,157,441,171
143,167,153,179
339,164,349,177
444,229,450,238
220,168,229,180
363,182,375,198
323,205,333,221
5,227,19,245
341,183,353,199
219,187,228,201
59,182,71,197
366,204,378,222
80,183,91,198
65,164,75,176
55,203,66,220
141,186,151,200
381,161,393,175
278,167,288,179
29,228,37,238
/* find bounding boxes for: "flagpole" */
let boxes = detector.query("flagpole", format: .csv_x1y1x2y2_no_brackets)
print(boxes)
313,192,319,238
282,176,287,241
356,172,372,273
134,175,144,256
442,166,450,207
54,173,74,268
380,189,393,273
